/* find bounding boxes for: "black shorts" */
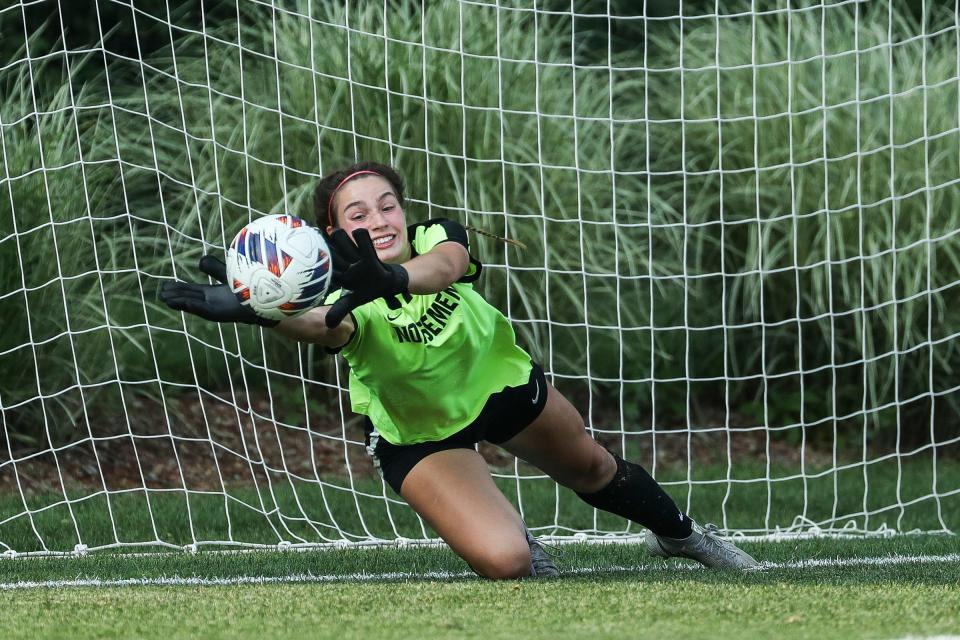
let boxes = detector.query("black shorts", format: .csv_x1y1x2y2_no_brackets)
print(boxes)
364,362,548,494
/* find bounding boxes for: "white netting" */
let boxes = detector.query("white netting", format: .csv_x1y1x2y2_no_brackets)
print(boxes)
0,0,958,556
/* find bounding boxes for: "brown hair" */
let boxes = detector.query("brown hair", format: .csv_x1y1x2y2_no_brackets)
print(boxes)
314,161,406,229
314,161,526,248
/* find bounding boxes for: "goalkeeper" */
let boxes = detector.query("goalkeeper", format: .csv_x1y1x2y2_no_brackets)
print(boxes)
160,160,758,578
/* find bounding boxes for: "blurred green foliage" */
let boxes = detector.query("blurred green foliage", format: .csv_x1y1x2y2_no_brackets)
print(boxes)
1,0,958,455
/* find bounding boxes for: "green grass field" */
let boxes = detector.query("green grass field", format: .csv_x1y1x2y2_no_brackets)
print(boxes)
0,535,958,640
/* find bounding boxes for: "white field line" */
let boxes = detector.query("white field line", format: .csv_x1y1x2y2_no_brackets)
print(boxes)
1,553,958,590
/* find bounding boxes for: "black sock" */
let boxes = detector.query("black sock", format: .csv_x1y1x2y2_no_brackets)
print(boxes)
576,452,693,539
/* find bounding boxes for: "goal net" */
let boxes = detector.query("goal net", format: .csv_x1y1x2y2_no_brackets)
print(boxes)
1,0,958,556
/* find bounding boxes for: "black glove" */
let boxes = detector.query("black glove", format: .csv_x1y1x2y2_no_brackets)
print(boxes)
325,228,409,328
159,255,279,327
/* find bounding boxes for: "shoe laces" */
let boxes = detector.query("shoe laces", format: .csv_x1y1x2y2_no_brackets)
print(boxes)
694,523,729,553
526,530,563,558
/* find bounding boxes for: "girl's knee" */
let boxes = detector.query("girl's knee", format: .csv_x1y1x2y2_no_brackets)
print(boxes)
559,441,617,494
468,542,531,579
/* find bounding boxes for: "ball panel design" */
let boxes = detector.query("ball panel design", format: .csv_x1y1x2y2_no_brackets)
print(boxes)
225,214,332,321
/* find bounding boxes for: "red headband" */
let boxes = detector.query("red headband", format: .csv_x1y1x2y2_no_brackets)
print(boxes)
327,170,382,227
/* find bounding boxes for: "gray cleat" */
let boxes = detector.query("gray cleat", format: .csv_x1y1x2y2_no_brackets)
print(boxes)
645,521,759,570
526,529,559,577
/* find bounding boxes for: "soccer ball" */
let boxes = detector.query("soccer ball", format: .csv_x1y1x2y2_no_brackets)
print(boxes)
225,214,332,322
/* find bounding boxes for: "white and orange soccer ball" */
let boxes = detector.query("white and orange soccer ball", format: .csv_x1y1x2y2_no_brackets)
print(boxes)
225,214,332,322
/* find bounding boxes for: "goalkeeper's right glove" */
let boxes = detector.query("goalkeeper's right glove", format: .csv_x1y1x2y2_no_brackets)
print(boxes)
324,228,409,329
159,255,279,327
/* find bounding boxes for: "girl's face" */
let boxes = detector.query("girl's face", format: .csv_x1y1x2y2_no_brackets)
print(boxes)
327,175,410,264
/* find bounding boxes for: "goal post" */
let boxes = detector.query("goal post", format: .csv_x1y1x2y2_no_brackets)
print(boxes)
1,0,958,557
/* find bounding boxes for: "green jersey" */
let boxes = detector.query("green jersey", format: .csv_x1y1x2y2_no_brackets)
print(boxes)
325,219,532,445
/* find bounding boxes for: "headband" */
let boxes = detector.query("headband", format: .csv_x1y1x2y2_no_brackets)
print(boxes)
326,170,382,227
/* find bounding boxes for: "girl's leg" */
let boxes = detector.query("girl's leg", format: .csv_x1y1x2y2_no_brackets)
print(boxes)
398,447,532,579
497,381,616,494
500,381,693,539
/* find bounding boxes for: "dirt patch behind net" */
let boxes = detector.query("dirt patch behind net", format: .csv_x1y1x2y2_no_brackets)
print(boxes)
1,392,367,495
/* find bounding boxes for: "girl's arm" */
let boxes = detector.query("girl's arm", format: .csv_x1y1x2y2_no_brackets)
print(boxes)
402,241,471,294
274,306,355,347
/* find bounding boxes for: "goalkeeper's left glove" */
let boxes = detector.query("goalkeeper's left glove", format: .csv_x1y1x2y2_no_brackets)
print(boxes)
325,228,409,328
159,255,279,327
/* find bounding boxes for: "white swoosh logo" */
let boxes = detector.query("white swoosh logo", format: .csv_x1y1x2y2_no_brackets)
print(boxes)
531,379,540,405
